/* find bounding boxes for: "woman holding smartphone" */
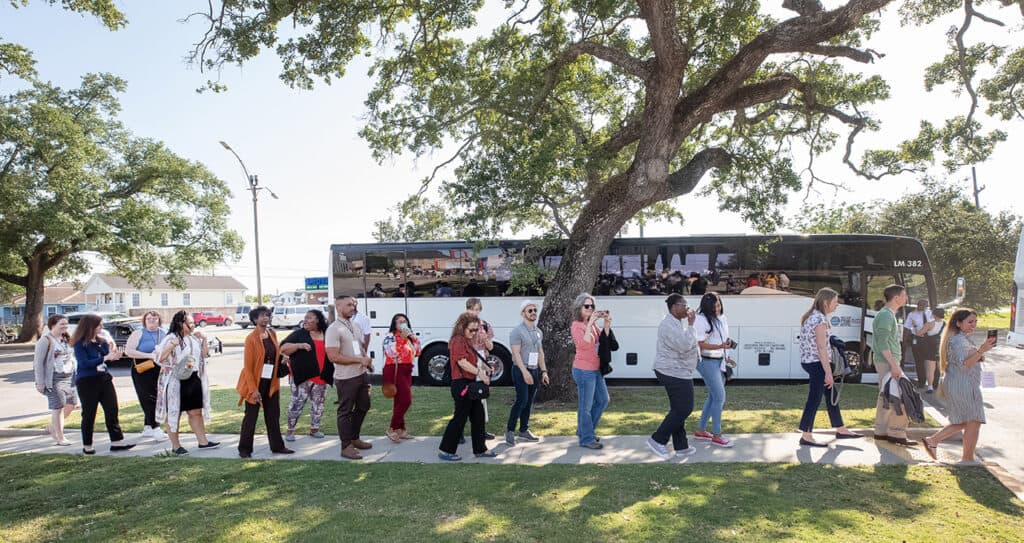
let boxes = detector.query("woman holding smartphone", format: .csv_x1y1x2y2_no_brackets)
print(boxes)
382,313,421,442
693,293,735,448
921,308,997,463
571,293,611,450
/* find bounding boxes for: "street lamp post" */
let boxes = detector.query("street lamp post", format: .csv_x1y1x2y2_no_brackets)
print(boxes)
219,141,278,305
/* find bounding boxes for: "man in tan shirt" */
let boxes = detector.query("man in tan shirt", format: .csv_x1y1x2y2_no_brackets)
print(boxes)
326,296,374,459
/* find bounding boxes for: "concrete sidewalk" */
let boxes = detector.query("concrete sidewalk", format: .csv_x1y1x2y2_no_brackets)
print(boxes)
0,428,946,466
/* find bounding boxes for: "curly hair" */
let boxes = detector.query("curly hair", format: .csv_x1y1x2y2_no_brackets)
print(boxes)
450,311,480,340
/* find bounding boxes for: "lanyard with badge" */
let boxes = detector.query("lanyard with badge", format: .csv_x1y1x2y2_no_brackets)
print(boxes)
261,336,275,379
526,326,540,369
342,319,364,360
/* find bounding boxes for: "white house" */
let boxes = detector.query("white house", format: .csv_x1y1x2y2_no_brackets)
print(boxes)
83,274,247,313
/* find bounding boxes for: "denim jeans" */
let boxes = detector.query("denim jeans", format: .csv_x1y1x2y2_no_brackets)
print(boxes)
696,357,726,434
507,366,539,433
572,367,609,445
799,362,845,432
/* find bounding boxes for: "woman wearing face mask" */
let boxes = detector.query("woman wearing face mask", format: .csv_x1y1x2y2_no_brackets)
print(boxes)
382,313,421,442
797,288,863,447
33,314,77,446
156,310,218,455
124,310,168,442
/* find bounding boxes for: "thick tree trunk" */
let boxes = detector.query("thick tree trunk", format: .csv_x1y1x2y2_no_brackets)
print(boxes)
537,179,655,401
15,262,45,343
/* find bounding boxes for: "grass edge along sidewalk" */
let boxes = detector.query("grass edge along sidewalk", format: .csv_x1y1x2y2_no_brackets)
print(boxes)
0,454,1021,542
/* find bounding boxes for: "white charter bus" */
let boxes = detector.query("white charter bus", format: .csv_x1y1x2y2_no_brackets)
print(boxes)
329,235,940,385
1008,228,1024,347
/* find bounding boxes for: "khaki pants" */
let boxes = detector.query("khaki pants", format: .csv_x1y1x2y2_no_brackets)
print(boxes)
873,358,908,440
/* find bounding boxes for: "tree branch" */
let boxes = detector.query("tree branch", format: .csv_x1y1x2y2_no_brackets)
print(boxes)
783,0,824,17
0,271,27,287
664,147,732,198
559,41,652,80
717,74,803,113
539,194,572,236
792,44,881,63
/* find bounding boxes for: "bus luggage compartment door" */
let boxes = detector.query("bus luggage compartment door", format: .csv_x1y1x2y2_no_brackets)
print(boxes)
732,327,797,379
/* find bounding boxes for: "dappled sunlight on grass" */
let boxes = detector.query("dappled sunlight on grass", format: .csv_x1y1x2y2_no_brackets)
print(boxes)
531,483,595,514
433,505,514,539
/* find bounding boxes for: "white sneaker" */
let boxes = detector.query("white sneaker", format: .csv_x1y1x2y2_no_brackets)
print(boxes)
675,446,697,456
151,427,169,442
141,426,155,438
646,437,671,460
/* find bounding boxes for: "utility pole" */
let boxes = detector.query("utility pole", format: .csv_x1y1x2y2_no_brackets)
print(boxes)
220,141,278,304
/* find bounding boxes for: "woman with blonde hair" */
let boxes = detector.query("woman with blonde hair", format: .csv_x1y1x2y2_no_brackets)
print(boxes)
571,292,611,450
124,310,168,441
920,308,996,463
797,288,862,447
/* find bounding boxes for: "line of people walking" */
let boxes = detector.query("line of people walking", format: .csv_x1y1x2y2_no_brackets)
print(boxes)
30,287,992,465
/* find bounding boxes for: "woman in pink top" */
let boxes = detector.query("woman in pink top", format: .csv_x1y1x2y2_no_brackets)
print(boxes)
571,293,611,449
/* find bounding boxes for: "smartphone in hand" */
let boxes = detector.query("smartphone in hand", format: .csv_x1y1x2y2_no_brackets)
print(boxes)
987,329,998,343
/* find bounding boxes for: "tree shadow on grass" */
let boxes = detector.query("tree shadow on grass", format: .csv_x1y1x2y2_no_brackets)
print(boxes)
954,466,1024,516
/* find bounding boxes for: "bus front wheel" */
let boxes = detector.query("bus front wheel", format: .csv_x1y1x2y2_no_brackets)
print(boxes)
419,343,451,386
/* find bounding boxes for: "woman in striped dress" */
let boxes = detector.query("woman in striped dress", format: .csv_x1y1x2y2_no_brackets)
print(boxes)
920,308,996,463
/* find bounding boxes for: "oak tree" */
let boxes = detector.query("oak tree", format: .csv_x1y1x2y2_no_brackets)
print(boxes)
187,0,1022,397
0,74,244,341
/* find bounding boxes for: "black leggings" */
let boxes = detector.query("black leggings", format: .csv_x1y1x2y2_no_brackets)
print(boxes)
76,373,124,447
130,362,160,428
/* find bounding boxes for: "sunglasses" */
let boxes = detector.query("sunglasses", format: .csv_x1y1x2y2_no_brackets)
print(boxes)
582,304,595,309
525,309,537,314
467,327,479,333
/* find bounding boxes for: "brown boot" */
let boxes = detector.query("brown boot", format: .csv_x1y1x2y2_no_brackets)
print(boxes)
352,439,373,450
340,445,363,460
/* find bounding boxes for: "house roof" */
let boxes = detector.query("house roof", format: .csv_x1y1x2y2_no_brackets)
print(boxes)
93,273,248,291
12,282,85,305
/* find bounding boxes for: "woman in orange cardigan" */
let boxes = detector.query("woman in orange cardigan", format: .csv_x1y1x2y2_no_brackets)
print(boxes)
236,306,293,458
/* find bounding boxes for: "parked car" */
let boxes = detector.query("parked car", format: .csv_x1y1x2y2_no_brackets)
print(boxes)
192,311,232,327
66,311,131,336
272,305,328,329
235,305,252,329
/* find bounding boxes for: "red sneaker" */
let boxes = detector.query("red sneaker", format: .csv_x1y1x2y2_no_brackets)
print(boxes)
711,435,734,448
693,430,713,440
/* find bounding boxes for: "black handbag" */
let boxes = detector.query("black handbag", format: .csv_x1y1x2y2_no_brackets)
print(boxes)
463,381,490,400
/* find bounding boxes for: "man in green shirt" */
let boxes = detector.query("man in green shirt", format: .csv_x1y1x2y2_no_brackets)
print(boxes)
873,284,913,445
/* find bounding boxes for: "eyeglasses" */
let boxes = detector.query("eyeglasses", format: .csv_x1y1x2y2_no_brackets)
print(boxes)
582,304,595,309
525,309,537,314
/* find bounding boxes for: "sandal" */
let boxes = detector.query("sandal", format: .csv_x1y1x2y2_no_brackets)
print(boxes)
386,428,402,443
920,438,938,461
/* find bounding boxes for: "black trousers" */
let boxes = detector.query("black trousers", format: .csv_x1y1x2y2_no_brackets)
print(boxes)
238,378,285,454
440,379,487,455
130,362,160,428
76,373,124,447
335,373,370,448
651,371,694,450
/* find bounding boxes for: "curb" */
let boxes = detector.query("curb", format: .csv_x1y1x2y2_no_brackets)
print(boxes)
0,428,48,438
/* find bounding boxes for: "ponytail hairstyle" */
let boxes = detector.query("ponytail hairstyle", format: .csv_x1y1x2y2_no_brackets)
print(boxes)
801,288,839,326
939,307,977,373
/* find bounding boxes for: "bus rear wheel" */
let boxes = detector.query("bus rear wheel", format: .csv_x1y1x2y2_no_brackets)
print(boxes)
487,344,513,386
419,343,451,386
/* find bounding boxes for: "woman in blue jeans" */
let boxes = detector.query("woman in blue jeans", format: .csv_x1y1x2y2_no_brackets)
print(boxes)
693,293,735,448
570,293,611,449
798,288,862,446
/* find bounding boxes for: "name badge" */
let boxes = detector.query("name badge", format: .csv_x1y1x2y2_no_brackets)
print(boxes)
527,352,539,369
351,340,363,356
261,363,274,379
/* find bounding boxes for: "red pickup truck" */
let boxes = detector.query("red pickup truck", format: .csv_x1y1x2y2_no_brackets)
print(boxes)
192,311,232,327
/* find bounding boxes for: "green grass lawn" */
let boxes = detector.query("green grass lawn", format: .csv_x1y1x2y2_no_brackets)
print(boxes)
16,383,938,436
0,454,1020,542
977,311,1011,331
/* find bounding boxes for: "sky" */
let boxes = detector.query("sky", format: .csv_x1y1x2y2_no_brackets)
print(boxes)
1,1,1020,295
